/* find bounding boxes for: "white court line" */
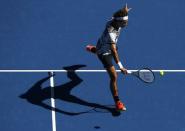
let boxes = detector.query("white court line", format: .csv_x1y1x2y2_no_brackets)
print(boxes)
0,70,185,72
49,72,56,131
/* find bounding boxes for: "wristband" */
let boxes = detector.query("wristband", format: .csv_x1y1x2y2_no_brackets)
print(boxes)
118,61,123,69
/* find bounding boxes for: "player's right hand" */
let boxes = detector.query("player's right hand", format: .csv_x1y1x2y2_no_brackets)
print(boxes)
120,67,128,74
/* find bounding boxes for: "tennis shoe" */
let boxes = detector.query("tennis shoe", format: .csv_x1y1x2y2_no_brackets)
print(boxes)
116,101,126,111
86,45,96,54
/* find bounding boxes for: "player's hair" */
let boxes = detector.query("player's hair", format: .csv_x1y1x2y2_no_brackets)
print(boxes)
113,8,128,17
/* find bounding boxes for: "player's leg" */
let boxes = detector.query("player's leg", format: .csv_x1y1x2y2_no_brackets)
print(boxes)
98,54,126,111
106,66,119,97
86,44,96,54
106,66,126,111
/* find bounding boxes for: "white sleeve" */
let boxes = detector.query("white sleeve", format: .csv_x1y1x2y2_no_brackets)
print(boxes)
109,32,117,43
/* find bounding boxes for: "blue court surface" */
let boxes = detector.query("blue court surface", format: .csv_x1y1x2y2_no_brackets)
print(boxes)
1,0,185,131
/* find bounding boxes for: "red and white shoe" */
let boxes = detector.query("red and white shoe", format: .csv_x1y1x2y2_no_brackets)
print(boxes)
86,44,96,54
116,101,126,111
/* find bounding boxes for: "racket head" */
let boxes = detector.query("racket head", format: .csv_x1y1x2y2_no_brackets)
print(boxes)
137,68,155,83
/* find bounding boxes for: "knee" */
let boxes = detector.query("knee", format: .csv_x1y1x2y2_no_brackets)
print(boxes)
110,73,117,81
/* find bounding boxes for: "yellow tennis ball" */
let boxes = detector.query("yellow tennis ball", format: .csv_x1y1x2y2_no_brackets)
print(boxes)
160,70,164,76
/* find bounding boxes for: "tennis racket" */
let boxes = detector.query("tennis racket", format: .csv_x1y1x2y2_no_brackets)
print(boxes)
127,68,155,83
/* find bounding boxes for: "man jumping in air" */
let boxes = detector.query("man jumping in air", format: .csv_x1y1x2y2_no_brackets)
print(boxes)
86,4,131,111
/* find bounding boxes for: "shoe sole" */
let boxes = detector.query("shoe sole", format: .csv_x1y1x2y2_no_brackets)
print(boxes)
117,107,127,112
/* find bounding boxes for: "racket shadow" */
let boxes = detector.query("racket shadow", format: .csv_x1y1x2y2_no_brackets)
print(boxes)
19,64,121,117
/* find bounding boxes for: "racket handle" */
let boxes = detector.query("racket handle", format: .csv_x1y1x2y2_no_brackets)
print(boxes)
127,70,132,74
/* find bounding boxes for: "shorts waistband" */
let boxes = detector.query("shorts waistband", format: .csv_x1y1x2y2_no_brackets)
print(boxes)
98,52,111,56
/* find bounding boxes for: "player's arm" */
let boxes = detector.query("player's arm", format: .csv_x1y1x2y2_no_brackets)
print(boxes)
111,44,119,64
111,44,127,74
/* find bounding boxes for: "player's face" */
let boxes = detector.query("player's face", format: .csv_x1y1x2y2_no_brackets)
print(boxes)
116,20,128,28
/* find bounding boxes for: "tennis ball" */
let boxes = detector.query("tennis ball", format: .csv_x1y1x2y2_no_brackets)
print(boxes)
160,70,164,76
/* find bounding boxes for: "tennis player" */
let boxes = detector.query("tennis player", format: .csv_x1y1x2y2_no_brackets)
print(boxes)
86,4,131,111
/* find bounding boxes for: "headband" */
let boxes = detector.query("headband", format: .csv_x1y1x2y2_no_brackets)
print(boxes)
113,16,128,21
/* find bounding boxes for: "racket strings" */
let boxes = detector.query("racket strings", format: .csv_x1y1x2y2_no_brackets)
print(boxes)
138,69,155,83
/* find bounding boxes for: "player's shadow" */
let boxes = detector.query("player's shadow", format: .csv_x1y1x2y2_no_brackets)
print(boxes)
19,65,121,117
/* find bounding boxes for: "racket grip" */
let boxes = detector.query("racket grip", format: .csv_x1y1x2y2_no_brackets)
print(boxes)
127,70,132,74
